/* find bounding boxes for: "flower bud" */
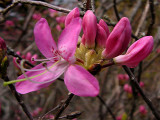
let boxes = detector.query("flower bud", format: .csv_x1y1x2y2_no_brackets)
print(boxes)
31,54,38,64
0,37,7,62
139,105,147,116
82,10,97,48
123,84,132,93
102,17,131,59
26,52,32,61
65,7,80,27
32,13,41,21
56,16,66,24
139,81,144,88
114,36,153,68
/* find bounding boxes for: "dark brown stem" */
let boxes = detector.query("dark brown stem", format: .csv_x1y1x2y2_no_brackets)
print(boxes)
0,0,71,15
86,0,91,10
122,65,160,120
137,61,143,82
113,0,120,21
97,96,116,120
101,61,115,68
147,0,155,35
2,76,33,120
54,93,74,120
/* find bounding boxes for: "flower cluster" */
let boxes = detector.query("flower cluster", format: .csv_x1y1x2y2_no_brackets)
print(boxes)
4,8,153,97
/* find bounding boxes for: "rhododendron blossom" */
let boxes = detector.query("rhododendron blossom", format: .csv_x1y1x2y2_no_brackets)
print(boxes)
13,8,99,97
4,8,154,98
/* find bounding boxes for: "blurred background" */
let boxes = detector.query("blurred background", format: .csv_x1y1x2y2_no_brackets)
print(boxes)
0,0,160,120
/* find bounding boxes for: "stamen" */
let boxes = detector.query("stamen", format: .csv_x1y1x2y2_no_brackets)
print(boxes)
3,60,64,86
20,60,61,84
32,56,59,62
15,58,47,72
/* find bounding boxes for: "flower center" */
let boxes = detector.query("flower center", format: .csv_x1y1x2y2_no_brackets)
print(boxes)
75,43,104,70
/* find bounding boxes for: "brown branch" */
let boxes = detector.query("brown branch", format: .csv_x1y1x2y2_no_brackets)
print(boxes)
113,0,120,21
54,93,74,120
2,76,33,120
123,65,160,120
97,96,116,120
0,0,71,16
147,0,155,35
86,0,91,10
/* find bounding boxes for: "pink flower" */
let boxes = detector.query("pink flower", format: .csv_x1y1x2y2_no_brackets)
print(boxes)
118,74,124,80
117,74,129,85
82,10,97,48
56,16,66,24
118,74,129,81
102,17,131,59
49,9,57,17
56,25,62,32
123,84,132,93
31,54,38,64
5,20,15,27
32,107,42,116
0,37,6,50
0,37,7,61
139,81,144,88
15,14,99,96
156,48,160,53
116,116,122,120
113,36,153,68
139,105,147,116
32,13,42,21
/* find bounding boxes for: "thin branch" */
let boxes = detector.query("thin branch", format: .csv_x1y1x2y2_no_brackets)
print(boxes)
135,0,149,36
13,6,35,48
129,0,142,23
40,105,61,120
113,0,120,21
143,51,160,71
0,0,71,15
122,65,160,120
147,0,155,35
137,62,143,82
86,0,91,10
129,80,138,120
97,96,116,120
7,46,34,68
54,93,74,120
2,76,33,120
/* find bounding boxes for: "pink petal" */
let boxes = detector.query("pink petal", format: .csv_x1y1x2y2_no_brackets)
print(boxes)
64,65,99,97
16,60,68,94
65,7,80,27
58,18,82,63
96,24,108,48
99,19,110,37
34,18,58,60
